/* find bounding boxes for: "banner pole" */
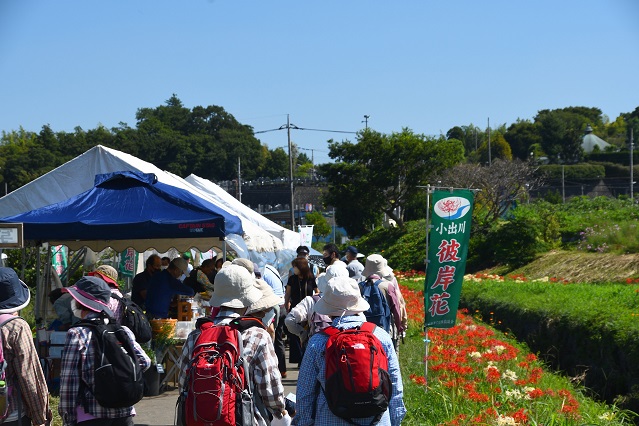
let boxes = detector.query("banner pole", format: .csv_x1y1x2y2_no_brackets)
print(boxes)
424,184,432,390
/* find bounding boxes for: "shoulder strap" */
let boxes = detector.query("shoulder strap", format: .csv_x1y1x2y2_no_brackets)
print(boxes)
322,326,340,337
110,293,124,302
359,322,376,333
0,314,22,328
230,316,267,331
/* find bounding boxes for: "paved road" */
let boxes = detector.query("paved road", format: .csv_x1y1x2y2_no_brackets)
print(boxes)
134,349,299,426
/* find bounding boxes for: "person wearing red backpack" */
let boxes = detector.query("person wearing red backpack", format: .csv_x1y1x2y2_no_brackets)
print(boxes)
293,276,406,426
177,265,288,426
0,267,51,426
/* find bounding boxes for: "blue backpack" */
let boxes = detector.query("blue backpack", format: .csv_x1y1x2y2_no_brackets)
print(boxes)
359,279,391,332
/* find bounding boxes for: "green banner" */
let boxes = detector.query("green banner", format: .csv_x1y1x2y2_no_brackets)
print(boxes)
425,190,474,329
119,248,138,278
51,245,67,276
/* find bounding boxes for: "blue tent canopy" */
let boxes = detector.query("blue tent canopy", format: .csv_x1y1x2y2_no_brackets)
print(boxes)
0,171,243,244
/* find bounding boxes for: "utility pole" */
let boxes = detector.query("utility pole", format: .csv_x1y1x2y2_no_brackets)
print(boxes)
362,115,370,130
487,117,492,166
631,128,635,200
299,147,316,180
237,156,242,203
562,165,565,203
288,114,295,230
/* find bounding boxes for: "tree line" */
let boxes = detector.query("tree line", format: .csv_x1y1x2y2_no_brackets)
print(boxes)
0,94,313,193
1,96,637,238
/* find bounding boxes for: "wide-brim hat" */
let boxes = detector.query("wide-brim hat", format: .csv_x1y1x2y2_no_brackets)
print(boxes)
246,279,284,314
88,264,119,288
314,276,369,317
210,264,262,308
362,254,386,278
316,263,350,294
66,276,114,317
0,267,31,314
232,258,254,275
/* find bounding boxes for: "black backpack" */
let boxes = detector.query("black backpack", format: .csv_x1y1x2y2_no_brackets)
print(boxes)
76,319,145,408
111,293,152,343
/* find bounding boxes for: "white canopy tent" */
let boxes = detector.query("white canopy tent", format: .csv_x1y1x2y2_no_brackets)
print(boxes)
185,174,301,251
0,145,286,254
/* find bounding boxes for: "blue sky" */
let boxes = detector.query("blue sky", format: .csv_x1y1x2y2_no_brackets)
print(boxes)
1,0,637,166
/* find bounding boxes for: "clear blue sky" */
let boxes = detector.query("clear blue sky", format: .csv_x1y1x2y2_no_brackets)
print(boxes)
1,0,637,166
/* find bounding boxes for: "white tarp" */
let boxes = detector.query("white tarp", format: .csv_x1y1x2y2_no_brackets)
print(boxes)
185,174,301,251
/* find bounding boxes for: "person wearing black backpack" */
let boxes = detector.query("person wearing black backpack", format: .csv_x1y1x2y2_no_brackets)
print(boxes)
58,276,151,426
293,276,406,426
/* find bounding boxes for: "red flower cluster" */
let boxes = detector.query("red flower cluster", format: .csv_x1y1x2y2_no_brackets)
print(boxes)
399,282,585,424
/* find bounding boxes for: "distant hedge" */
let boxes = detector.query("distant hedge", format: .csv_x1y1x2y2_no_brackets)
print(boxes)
537,164,605,180
587,151,639,165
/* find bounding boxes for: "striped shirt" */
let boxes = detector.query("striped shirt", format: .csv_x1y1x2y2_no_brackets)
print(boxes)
0,315,50,425
178,310,286,425
58,319,151,425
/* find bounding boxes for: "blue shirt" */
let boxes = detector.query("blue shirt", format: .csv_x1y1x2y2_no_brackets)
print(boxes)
263,264,285,298
292,315,406,426
144,269,194,318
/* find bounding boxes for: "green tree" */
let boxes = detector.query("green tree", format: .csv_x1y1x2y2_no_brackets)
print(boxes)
321,128,464,235
477,132,512,164
535,107,596,163
304,211,331,238
504,119,541,160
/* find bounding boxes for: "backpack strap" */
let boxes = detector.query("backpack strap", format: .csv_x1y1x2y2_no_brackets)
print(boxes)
322,326,340,337
230,316,267,331
359,322,376,333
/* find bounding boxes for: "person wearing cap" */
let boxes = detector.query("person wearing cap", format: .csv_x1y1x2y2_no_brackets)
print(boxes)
178,265,287,425
289,246,319,277
293,276,406,426
0,267,51,426
88,264,124,323
131,254,162,309
284,262,348,346
144,258,195,319
362,254,406,352
59,276,151,426
344,246,365,282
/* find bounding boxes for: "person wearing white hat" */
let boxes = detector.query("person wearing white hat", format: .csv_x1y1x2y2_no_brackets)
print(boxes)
284,262,349,345
144,258,195,319
362,254,407,352
178,265,287,426
0,267,51,426
293,276,406,426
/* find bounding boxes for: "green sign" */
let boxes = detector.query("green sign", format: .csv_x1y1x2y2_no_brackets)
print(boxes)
425,190,474,329
119,248,137,278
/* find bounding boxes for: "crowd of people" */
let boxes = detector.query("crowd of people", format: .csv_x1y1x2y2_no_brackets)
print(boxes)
1,243,408,425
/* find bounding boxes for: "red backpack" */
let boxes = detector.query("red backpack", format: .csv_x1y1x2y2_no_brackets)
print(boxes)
323,322,392,424
181,317,264,426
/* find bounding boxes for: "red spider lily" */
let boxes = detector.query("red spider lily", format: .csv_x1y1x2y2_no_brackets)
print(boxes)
398,280,596,424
